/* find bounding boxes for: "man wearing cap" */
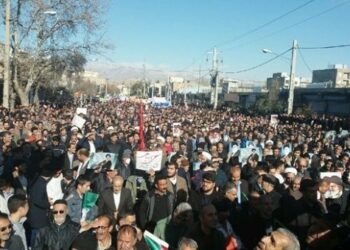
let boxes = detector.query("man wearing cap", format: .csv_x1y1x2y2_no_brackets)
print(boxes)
33,199,80,250
188,171,220,216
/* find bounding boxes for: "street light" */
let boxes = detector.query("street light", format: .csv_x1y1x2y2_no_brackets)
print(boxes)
262,48,290,62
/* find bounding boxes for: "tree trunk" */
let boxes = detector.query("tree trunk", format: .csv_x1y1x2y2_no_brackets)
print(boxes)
33,84,40,104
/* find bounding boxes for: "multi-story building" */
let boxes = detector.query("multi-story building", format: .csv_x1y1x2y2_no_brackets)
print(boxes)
312,64,350,88
266,72,311,90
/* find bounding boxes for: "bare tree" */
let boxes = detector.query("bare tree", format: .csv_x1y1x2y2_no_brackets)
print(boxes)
7,0,109,105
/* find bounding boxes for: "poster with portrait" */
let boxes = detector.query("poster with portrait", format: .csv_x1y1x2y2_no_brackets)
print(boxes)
239,147,262,165
88,152,118,170
270,114,279,128
136,151,163,171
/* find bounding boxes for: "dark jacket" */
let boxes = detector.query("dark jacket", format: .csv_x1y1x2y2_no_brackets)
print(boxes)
98,187,134,217
72,229,116,250
186,222,226,250
138,190,174,230
27,176,50,229
33,216,80,250
3,235,25,250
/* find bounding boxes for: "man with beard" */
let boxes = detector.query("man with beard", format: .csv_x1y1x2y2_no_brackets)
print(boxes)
138,174,174,238
188,171,220,217
166,161,188,205
33,199,80,250
325,176,349,220
0,212,24,249
72,215,115,250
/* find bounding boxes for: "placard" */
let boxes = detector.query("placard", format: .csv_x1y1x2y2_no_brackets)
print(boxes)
88,152,118,170
136,151,163,171
270,114,279,127
76,108,87,115
72,114,86,130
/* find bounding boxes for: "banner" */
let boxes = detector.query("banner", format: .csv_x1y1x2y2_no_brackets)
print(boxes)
76,107,87,115
88,152,118,170
72,114,86,130
136,151,163,171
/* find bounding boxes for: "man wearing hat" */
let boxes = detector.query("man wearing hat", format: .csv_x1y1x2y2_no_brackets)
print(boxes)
261,174,282,212
188,171,220,217
325,176,349,219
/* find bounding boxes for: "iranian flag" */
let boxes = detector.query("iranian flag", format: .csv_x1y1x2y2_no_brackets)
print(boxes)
144,230,169,250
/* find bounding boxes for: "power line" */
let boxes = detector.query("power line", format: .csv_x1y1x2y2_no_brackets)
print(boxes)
297,47,312,73
216,0,316,48
223,48,291,74
223,0,350,52
176,1,316,74
299,44,350,50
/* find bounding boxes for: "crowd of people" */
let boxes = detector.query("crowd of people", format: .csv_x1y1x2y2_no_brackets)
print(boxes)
0,100,349,250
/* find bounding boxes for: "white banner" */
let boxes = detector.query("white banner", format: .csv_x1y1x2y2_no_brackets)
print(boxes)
136,151,163,171
76,107,87,115
72,114,86,130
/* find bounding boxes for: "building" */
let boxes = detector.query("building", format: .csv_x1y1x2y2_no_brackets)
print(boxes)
312,64,350,88
266,72,311,91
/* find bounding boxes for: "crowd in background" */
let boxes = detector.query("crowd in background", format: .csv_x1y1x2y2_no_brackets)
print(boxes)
0,101,349,250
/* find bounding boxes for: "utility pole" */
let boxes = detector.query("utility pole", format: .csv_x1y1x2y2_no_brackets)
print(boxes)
142,64,146,98
288,40,297,115
209,47,219,110
3,0,11,109
197,65,201,94
105,78,108,97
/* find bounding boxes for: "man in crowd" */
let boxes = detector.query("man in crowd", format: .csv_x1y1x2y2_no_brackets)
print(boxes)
8,194,29,249
33,199,80,250
98,176,133,219
0,212,25,249
66,175,96,224
166,161,188,205
254,228,300,250
186,204,225,250
72,214,115,250
138,174,174,237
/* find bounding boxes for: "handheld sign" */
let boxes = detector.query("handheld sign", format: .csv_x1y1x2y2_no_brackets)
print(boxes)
136,151,163,171
71,114,86,130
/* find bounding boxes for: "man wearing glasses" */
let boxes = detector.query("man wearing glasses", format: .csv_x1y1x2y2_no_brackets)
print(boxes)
32,199,80,250
0,212,25,249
